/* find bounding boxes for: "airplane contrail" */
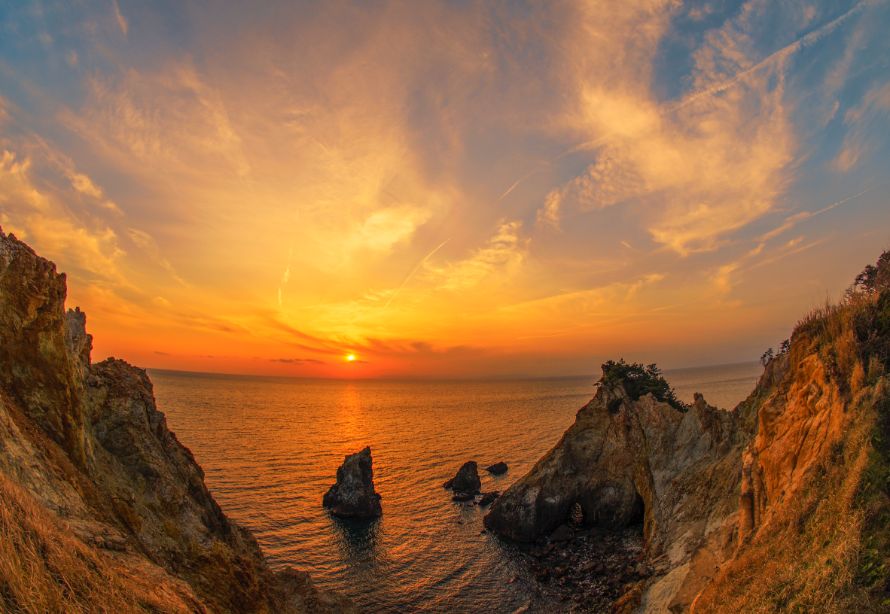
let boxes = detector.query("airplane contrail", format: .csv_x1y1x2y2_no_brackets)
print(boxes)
384,239,451,309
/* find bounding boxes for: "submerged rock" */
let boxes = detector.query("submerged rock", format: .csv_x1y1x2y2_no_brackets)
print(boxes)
486,461,509,475
443,461,481,495
323,446,382,519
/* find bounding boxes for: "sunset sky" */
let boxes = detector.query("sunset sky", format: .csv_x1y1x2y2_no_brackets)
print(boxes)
1,1,889,378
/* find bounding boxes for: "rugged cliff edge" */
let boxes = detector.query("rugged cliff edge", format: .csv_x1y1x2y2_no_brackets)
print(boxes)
0,229,353,613
486,254,890,612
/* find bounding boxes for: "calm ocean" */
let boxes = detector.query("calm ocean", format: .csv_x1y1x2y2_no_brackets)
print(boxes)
150,362,761,612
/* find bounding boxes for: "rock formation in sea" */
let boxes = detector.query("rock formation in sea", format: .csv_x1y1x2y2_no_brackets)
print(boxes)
0,229,354,612
485,461,508,475
485,250,890,612
443,460,482,495
323,446,383,518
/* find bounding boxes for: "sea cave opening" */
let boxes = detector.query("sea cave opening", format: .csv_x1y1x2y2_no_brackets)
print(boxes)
628,492,645,527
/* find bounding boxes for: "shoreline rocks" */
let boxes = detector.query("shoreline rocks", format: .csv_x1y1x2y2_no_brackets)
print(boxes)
323,446,382,519
523,526,646,612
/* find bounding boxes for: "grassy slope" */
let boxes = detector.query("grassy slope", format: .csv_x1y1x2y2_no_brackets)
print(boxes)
0,472,202,613
693,285,890,612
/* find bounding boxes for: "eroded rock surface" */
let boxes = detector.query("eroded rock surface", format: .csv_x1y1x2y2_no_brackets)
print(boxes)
485,366,749,611
323,446,382,518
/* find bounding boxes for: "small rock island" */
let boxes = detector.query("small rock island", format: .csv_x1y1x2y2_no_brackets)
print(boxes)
485,461,508,475
323,446,383,519
443,460,483,501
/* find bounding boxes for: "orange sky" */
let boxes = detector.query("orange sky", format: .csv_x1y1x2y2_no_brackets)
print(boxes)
1,1,889,378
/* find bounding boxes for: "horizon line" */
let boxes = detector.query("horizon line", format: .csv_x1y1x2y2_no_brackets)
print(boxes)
142,358,762,383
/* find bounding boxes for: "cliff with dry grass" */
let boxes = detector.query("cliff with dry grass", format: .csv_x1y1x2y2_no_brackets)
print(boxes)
0,228,353,613
693,264,890,612
486,251,890,613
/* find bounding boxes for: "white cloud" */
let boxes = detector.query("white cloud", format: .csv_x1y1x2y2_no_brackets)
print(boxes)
357,205,432,252
427,220,528,291
112,0,128,36
543,0,799,256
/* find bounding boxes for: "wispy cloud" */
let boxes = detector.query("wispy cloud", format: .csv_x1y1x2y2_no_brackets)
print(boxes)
425,220,528,291
112,0,128,36
269,357,325,365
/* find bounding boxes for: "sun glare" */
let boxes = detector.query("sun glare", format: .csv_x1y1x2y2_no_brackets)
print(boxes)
345,354,357,362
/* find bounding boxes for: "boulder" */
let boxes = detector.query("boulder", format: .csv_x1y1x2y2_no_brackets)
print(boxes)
323,447,382,519
442,461,481,494
485,461,508,475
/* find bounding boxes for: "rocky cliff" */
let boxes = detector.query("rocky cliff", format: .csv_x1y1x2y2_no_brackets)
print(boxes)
486,255,890,612
0,228,353,613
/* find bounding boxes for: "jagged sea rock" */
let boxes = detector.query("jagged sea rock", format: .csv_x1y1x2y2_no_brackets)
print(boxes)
443,460,481,494
486,461,508,475
323,446,382,518
0,228,352,612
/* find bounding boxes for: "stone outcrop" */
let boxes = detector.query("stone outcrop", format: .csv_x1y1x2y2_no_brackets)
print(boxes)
484,382,743,547
0,229,353,613
485,461,508,475
443,460,481,495
323,446,382,518
484,372,746,612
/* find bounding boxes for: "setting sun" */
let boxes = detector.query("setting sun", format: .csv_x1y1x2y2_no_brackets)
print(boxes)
345,354,357,362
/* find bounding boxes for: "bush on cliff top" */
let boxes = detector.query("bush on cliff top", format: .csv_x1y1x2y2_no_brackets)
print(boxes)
600,359,687,412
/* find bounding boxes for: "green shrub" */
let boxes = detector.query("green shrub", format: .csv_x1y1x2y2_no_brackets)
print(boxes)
601,359,687,412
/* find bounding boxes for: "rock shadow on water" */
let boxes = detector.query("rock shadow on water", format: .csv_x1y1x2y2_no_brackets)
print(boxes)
328,513,383,562
326,514,400,606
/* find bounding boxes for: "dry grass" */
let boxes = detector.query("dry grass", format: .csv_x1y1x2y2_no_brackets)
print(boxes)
0,472,197,613
694,407,876,613
694,285,890,613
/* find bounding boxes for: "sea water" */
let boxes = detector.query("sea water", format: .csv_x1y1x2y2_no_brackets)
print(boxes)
150,362,761,612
